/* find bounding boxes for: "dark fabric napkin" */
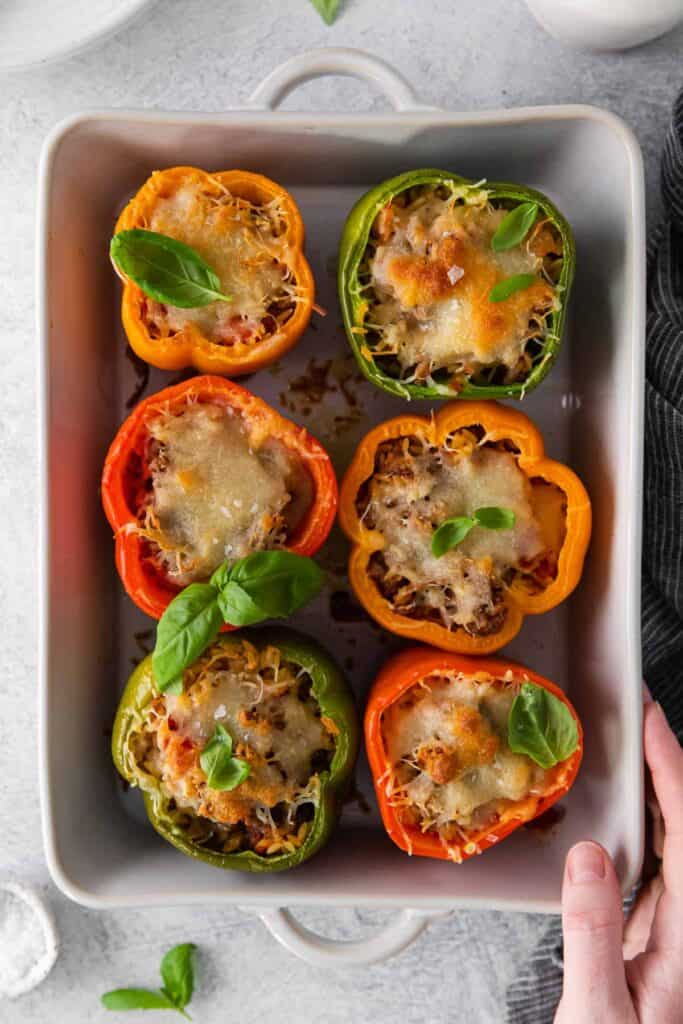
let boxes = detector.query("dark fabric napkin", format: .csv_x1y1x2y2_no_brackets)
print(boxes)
505,87,683,1022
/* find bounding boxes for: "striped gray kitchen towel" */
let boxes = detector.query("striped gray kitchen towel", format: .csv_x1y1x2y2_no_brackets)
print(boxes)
505,86,683,1023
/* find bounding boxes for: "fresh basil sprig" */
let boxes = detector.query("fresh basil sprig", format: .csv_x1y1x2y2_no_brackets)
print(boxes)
102,943,196,1019
200,724,250,791
488,273,537,303
507,681,579,769
431,507,516,558
491,202,539,252
110,228,232,308
152,551,325,690
309,0,341,24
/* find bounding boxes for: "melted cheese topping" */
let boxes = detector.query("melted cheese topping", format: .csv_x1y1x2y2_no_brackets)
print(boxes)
147,177,294,342
365,434,546,633
143,402,311,585
383,673,546,832
368,192,558,379
135,642,336,856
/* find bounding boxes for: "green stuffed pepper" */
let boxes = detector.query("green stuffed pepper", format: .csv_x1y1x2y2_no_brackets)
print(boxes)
338,169,575,401
112,629,358,872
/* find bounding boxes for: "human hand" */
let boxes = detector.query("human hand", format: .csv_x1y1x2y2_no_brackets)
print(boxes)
554,698,683,1023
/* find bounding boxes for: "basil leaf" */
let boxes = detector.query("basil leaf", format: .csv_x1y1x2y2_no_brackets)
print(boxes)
431,517,475,557
221,551,325,622
508,681,579,769
152,584,223,689
110,229,231,308
491,202,538,252
309,0,340,24
200,725,250,791
474,506,516,530
160,943,196,1011
217,581,267,627
163,676,184,697
101,988,177,1012
488,273,537,303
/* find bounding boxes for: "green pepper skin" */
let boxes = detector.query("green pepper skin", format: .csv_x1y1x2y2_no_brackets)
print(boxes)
338,168,575,401
112,629,359,873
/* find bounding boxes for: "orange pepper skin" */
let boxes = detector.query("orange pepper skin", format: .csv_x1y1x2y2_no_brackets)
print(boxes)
101,375,337,621
365,646,583,862
115,167,314,376
338,400,591,654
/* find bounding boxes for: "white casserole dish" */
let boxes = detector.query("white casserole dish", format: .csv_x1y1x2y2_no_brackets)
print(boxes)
37,48,646,967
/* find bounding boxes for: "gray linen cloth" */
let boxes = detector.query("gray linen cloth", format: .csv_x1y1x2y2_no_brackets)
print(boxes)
505,86,683,1023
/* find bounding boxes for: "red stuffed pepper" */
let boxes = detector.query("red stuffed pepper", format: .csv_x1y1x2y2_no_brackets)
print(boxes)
102,375,337,620
365,647,582,863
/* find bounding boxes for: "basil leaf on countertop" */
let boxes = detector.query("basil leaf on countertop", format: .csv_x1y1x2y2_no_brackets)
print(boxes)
101,988,178,1013
102,942,197,1018
488,273,537,303
309,0,341,24
110,229,232,308
491,202,539,252
160,943,197,1012
507,681,579,769
432,507,516,558
200,725,250,792
152,583,223,690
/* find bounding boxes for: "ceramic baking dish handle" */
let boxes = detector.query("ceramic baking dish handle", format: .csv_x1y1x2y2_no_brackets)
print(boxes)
248,47,436,112
244,906,448,967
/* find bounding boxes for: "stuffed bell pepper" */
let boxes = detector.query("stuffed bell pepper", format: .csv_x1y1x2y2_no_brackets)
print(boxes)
113,630,358,871
339,169,574,400
111,166,315,376
366,647,582,863
102,375,337,620
339,400,591,654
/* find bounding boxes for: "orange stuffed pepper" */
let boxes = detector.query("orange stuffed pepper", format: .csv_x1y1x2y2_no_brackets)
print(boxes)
102,375,337,620
366,647,583,862
113,166,314,375
339,400,591,654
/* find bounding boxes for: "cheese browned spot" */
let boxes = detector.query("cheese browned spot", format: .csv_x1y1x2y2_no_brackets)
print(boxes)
365,187,561,385
131,641,337,857
382,672,546,837
141,173,299,346
360,429,558,636
139,401,312,586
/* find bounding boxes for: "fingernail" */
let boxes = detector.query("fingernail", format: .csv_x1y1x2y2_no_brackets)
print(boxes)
567,842,606,883
643,682,653,703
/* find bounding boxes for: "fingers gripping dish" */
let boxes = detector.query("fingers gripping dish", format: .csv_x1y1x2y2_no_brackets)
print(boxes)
113,632,359,871
114,166,315,375
365,648,582,862
338,170,574,400
101,376,337,620
339,401,591,654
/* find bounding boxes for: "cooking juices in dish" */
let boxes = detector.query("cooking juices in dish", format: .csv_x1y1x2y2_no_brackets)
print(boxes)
365,648,582,862
113,632,358,871
338,169,574,400
113,167,314,375
101,376,337,619
339,401,591,653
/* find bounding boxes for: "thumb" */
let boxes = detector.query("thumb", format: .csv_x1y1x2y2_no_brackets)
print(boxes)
555,842,632,1023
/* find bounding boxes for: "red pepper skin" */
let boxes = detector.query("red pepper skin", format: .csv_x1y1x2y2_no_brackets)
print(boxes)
101,375,338,621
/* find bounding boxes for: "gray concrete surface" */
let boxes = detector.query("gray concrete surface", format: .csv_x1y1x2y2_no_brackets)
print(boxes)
1,1,680,1020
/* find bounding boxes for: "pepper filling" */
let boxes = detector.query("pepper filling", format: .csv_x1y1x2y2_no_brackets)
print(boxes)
382,672,550,861
130,641,337,858
138,172,301,347
356,426,564,636
360,183,563,388
135,400,313,586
